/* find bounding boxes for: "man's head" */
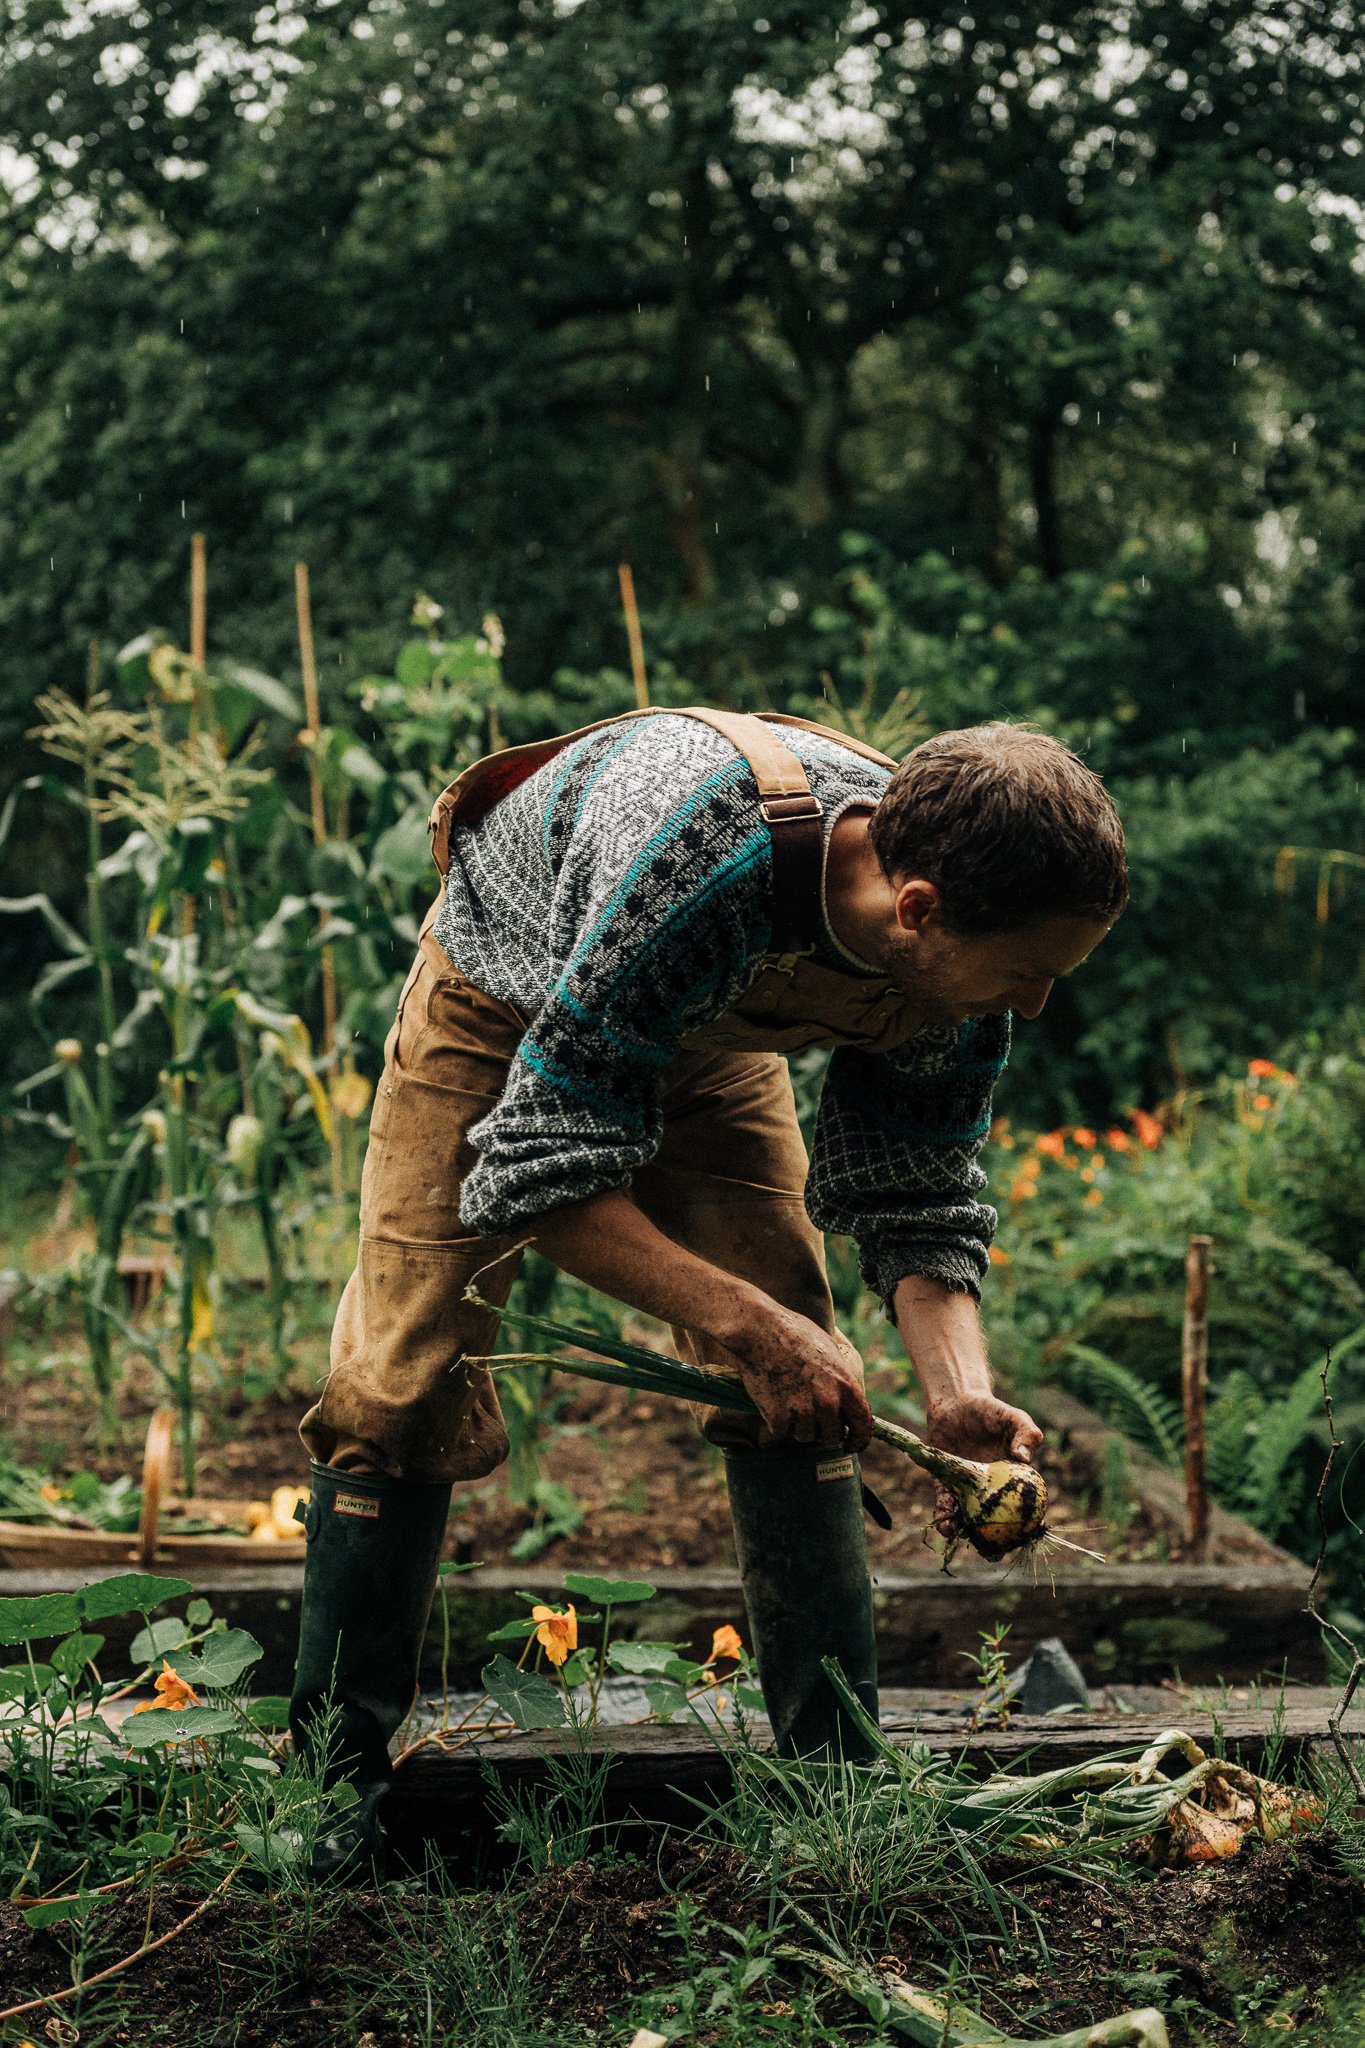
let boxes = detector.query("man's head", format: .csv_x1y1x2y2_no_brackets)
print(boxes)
865,722,1128,1026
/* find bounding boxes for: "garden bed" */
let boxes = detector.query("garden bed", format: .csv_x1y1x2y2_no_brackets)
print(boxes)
0,1357,1318,1688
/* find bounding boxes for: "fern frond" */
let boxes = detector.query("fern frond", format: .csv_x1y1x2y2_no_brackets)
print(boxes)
1205,1370,1264,1504
1240,1326,1365,1535
1063,1343,1184,1469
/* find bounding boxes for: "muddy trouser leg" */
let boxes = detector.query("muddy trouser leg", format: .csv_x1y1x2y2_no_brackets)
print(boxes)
292,928,526,1875
634,1050,879,1762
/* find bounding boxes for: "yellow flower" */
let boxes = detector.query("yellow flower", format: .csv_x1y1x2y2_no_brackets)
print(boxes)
330,1071,373,1121
532,1604,578,1668
134,1659,201,1715
705,1623,744,1665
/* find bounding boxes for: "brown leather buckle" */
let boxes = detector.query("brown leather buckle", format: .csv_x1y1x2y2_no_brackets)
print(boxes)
760,795,824,825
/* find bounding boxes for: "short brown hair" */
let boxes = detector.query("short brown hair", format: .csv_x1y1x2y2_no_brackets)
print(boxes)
868,723,1128,936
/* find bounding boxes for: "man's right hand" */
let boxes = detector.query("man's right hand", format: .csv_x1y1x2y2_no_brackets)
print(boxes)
725,1302,875,1451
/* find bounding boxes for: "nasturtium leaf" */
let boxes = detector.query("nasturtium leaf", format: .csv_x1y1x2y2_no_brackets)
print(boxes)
480,1655,567,1731
186,1598,214,1627
0,1593,81,1644
133,1830,177,1857
484,1614,540,1645
561,1573,656,1606
438,1559,485,1577
644,1680,690,1720
734,1684,766,1712
24,1896,100,1930
243,1695,291,1729
130,1616,191,1667
81,1574,192,1622
51,1632,106,1683
123,1706,239,1748
329,1779,360,1811
558,1650,594,1689
608,1640,680,1676
168,1628,262,1690
0,1662,54,1700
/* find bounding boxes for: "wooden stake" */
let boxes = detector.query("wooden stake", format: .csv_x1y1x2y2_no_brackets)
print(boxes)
1182,1234,1212,1560
618,563,649,709
294,561,342,1196
189,533,207,667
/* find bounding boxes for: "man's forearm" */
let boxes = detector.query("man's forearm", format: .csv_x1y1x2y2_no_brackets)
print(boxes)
892,1271,1043,1464
892,1273,993,1407
530,1186,767,1351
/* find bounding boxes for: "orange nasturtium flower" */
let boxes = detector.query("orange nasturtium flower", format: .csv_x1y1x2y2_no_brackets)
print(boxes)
1037,1130,1066,1160
988,1244,1010,1266
1104,1128,1132,1152
1071,1127,1096,1149
531,1604,578,1668
1251,1092,1274,1113
1129,1108,1163,1150
1247,1057,1279,1079
706,1624,744,1666
134,1660,201,1716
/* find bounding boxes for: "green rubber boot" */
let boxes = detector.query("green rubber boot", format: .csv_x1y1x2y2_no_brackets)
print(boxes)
723,1444,880,1763
288,1462,451,1882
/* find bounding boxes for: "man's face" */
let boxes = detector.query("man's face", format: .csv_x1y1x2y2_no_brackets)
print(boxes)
881,892,1114,1028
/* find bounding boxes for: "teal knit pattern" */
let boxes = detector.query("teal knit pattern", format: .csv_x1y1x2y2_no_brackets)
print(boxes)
430,715,1007,1303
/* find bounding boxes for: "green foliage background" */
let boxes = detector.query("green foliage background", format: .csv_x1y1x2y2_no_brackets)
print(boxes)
4,0,1365,1566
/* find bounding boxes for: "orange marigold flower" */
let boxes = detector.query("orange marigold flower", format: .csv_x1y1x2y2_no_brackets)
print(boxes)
134,1659,201,1716
1037,1130,1066,1159
1105,1128,1132,1152
1080,1168,1095,1184
1009,1176,1039,1202
1251,1092,1273,1112
988,1244,1010,1265
1071,1127,1096,1149
706,1623,744,1665
1247,1057,1278,1079
531,1603,578,1668
1129,1108,1163,1149
1084,1188,1104,1207
1060,1153,1079,1170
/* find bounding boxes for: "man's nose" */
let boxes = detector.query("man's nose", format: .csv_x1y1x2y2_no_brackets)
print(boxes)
1012,982,1054,1021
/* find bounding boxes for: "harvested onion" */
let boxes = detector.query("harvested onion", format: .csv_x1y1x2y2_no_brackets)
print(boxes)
872,1417,1049,1563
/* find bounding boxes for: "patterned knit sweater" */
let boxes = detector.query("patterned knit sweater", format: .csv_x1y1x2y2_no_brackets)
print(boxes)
430,714,1010,1304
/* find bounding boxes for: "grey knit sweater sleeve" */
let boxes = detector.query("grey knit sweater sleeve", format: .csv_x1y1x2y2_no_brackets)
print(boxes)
804,1014,1011,1306
455,722,773,1235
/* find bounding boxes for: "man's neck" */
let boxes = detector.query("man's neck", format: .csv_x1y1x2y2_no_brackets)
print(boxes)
823,805,892,969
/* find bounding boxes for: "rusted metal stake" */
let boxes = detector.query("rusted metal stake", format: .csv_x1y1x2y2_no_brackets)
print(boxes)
618,563,650,709
1182,1234,1213,1559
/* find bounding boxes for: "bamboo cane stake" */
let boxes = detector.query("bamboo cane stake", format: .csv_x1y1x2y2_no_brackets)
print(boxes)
1182,1234,1212,1560
189,531,207,668
294,561,342,1196
618,563,650,709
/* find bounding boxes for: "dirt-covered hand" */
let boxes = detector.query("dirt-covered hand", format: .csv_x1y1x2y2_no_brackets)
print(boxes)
923,1391,1043,1465
727,1304,874,1450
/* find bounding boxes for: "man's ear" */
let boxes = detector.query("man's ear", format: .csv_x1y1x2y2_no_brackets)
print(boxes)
892,877,943,939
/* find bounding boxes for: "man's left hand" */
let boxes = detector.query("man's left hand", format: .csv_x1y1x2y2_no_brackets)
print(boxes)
923,1392,1043,1466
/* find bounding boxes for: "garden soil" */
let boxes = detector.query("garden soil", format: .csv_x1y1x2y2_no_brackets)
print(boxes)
0,1330,1174,1572
0,1833,1361,2044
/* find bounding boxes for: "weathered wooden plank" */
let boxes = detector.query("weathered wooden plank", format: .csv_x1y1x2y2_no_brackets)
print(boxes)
0,1551,1323,1688
383,1699,1364,1858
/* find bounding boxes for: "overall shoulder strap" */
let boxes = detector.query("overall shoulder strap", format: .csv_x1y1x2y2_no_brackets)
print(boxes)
755,711,898,772
428,704,827,956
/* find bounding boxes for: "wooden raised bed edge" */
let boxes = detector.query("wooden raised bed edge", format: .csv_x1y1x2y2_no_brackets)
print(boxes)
0,1388,1322,1689
384,1697,1365,1860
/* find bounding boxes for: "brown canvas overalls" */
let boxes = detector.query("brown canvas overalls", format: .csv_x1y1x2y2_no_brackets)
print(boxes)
300,708,928,1482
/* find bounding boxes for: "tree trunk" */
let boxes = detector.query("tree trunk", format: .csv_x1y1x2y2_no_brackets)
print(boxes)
1029,409,1065,578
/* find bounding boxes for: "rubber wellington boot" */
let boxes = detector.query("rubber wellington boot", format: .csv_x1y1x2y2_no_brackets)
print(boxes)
723,1444,880,1763
288,1462,452,1881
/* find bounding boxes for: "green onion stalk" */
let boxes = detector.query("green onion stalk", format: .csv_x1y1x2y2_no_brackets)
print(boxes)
465,1280,1052,1566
